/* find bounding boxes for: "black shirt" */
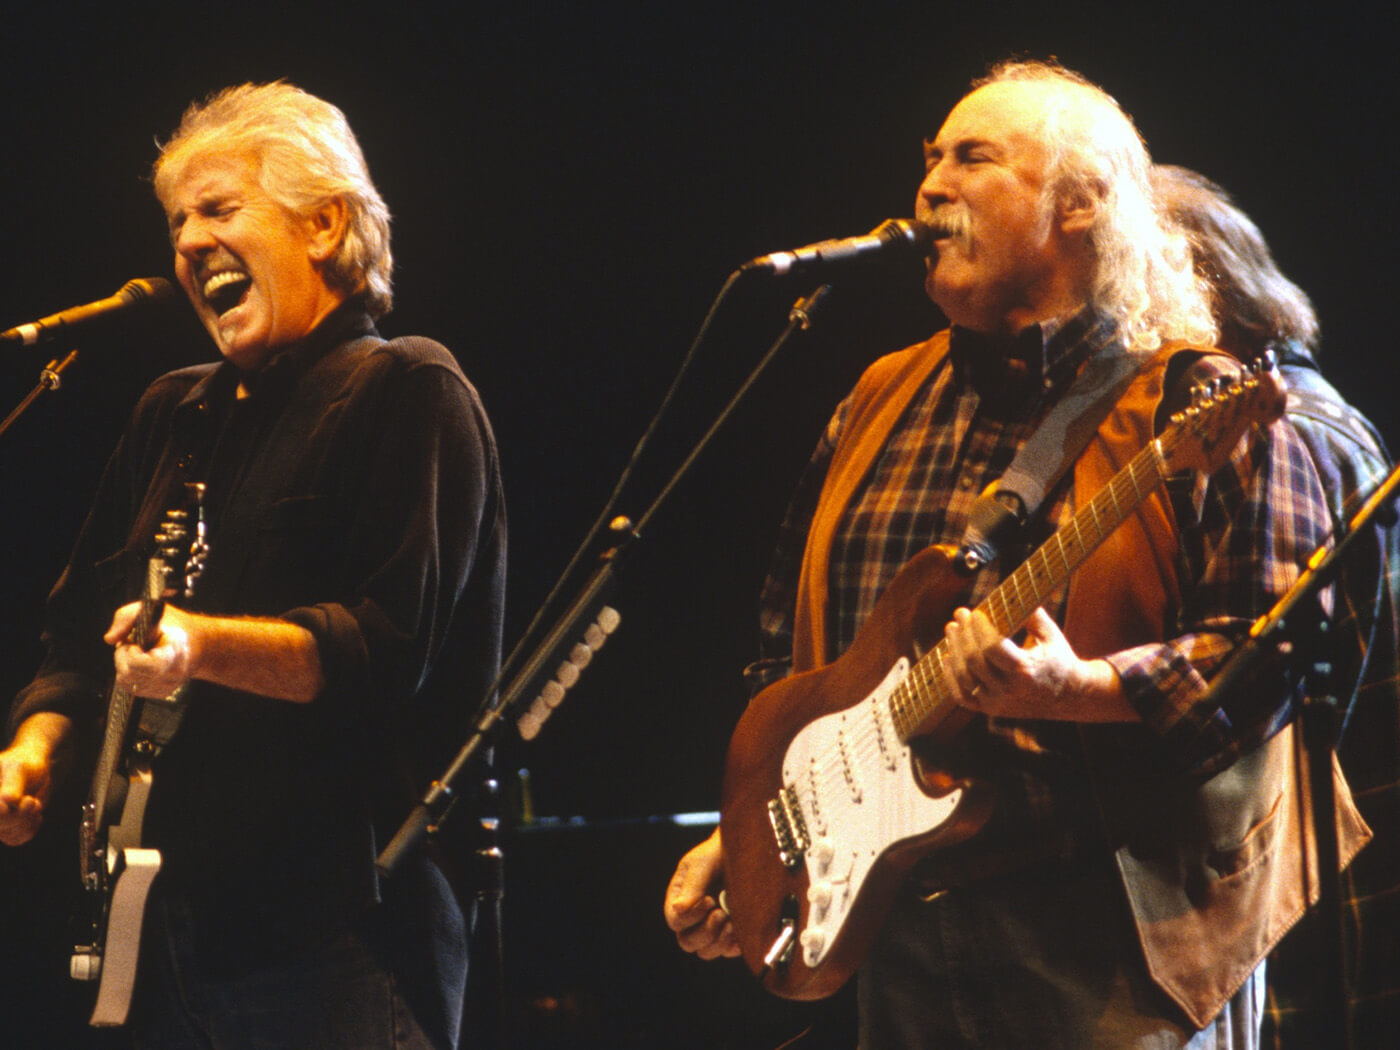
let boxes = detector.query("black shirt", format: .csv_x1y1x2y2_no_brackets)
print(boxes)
10,299,506,967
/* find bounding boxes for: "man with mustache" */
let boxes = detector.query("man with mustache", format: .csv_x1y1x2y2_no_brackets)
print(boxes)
0,82,506,1050
665,60,1364,1048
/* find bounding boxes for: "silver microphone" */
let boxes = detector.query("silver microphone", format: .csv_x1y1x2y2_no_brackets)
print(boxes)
741,219,932,276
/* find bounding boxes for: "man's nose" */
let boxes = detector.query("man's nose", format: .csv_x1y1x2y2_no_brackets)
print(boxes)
918,163,956,209
175,217,215,258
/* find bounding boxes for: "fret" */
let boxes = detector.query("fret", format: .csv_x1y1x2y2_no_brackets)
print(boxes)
1005,566,1029,630
1085,495,1103,544
1075,514,1095,558
1015,554,1043,620
894,674,915,738
1062,517,1088,563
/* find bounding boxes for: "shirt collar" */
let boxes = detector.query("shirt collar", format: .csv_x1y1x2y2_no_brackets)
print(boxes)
236,297,378,398
949,308,1119,417
174,297,378,417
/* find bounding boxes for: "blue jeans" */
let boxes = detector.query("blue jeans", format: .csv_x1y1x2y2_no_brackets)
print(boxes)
858,854,1264,1049
130,861,467,1050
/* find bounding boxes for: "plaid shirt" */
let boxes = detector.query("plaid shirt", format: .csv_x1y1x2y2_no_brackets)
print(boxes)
746,314,1334,871
1262,345,1400,1048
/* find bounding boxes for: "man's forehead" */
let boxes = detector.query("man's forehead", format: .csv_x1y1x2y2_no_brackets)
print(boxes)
933,81,1052,151
168,152,260,207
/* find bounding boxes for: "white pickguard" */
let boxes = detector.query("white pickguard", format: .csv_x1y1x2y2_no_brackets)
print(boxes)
779,657,964,968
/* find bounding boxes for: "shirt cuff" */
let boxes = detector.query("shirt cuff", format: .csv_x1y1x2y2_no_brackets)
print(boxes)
1104,641,1234,771
8,671,104,739
280,603,370,708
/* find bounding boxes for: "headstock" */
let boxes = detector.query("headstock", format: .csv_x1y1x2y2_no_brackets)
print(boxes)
1160,351,1285,476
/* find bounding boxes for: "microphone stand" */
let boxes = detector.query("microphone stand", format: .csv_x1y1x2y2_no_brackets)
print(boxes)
1198,454,1400,1050
0,349,78,441
376,281,833,1046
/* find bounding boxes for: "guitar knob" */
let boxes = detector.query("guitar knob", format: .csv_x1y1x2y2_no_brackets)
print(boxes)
811,836,835,874
70,951,101,982
799,927,827,965
807,880,832,918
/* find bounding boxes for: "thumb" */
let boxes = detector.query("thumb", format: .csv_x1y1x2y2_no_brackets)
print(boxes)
1022,607,1064,647
104,602,142,646
0,756,29,806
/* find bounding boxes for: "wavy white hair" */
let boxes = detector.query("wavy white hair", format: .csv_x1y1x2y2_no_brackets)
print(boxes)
977,61,1216,353
153,82,394,317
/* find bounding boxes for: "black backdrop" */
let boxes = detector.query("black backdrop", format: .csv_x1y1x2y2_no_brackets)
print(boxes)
1,3,1393,1047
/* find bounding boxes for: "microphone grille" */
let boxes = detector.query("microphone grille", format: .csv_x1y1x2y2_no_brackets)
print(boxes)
118,277,178,303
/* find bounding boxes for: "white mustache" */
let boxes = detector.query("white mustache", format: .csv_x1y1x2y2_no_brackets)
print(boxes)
926,207,972,245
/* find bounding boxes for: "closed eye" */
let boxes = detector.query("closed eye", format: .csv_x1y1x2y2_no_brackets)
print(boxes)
168,199,239,245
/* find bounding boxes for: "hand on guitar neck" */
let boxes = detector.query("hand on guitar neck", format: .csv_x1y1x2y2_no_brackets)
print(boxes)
104,602,325,704
942,606,1134,723
105,602,199,701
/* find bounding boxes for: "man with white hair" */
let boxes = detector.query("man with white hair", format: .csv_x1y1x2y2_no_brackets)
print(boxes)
665,60,1364,1048
0,82,505,1049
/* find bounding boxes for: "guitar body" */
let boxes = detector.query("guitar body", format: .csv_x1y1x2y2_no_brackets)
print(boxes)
74,755,164,1026
720,543,993,1001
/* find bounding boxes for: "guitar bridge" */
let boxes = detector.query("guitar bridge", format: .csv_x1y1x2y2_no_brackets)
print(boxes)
766,786,811,870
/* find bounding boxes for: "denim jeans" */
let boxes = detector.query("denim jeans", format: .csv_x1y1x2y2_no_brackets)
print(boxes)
129,860,467,1050
858,853,1264,1049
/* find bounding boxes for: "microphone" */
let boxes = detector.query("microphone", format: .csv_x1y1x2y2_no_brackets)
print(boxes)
1,278,177,347
741,218,932,276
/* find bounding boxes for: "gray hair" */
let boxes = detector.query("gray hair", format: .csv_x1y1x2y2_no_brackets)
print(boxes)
153,82,393,317
1151,164,1318,356
977,60,1216,353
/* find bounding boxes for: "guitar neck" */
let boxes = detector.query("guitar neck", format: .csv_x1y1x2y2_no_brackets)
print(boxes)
80,564,167,883
986,440,1168,636
892,436,1168,740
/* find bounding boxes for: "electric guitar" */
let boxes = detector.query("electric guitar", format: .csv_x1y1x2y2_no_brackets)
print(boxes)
719,359,1285,1001
71,483,207,1027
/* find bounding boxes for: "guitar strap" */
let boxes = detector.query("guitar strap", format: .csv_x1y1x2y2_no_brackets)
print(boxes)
959,344,1147,568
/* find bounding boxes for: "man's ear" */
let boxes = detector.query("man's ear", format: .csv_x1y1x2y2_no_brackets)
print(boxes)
1057,180,1103,236
306,197,349,263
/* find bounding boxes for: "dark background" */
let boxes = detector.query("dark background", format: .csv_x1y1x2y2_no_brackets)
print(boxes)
1,3,1392,1047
